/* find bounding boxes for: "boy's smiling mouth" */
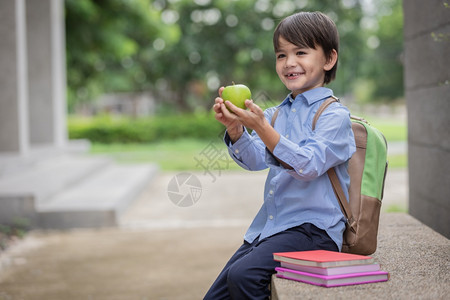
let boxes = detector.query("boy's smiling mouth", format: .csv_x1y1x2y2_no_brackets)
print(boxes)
286,72,304,79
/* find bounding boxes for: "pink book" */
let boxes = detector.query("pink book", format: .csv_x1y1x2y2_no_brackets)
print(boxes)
275,267,389,288
279,261,381,276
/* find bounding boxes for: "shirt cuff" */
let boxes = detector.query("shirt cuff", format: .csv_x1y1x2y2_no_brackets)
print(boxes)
224,128,252,158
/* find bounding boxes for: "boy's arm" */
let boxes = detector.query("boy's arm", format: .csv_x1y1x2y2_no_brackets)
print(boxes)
225,100,293,169
214,89,269,170
226,99,355,179
223,128,268,171
254,121,294,169
225,123,244,144
224,99,279,150
272,105,355,180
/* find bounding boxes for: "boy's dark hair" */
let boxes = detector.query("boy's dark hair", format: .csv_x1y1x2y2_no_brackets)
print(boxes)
273,12,339,85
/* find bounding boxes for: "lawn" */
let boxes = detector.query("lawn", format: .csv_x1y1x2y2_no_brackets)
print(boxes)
90,139,242,171
88,116,407,171
365,117,407,143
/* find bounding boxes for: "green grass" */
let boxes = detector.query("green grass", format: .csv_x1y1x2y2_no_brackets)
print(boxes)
384,204,408,213
386,154,407,169
88,117,407,171
365,117,407,169
365,117,407,142
90,139,242,171
90,141,407,171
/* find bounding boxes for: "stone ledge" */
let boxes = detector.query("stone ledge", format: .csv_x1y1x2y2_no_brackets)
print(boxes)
271,213,450,300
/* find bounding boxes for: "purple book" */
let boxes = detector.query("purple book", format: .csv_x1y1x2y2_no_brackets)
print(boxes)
279,261,381,276
275,267,389,288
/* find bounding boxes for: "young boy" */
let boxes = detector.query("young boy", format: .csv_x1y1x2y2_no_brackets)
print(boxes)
205,11,356,299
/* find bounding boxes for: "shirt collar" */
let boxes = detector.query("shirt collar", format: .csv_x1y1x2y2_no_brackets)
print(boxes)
279,87,333,107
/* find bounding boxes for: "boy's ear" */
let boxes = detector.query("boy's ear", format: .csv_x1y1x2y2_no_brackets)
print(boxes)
323,49,338,71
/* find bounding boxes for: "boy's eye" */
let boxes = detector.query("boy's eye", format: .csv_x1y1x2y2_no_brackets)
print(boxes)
276,53,286,59
296,51,307,55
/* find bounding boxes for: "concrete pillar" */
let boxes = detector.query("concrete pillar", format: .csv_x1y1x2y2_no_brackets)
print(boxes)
0,0,30,154
404,1,450,238
26,0,67,147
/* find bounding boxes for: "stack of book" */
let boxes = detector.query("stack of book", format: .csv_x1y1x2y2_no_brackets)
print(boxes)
273,250,389,288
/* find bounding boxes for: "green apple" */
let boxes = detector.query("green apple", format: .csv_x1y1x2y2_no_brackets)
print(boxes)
222,83,252,111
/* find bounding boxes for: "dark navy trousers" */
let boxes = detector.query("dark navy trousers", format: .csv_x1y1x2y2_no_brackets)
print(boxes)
203,223,339,300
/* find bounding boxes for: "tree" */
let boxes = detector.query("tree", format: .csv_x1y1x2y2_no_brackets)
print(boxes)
151,0,367,111
354,0,404,103
65,0,179,112
65,0,403,113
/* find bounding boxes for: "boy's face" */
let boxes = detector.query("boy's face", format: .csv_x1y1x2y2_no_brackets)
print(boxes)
275,37,337,98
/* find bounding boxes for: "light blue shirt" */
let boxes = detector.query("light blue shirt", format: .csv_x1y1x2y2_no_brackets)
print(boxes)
224,87,356,250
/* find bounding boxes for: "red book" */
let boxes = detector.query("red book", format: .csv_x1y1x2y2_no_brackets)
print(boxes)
273,250,374,268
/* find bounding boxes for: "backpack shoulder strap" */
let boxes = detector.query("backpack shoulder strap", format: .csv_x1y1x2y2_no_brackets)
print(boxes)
312,95,339,130
270,108,280,127
328,168,356,232
270,107,293,169
272,94,340,128
313,96,356,233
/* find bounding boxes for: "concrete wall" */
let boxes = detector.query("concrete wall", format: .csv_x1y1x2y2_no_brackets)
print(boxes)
26,0,67,147
0,0,29,154
404,1,450,238
0,0,66,154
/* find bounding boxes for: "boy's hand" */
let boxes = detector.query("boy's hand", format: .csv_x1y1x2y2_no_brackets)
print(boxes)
224,99,265,132
213,87,244,142
226,98,281,154
216,88,287,168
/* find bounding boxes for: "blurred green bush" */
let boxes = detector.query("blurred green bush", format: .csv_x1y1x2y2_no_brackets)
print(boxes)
69,112,407,144
68,113,225,143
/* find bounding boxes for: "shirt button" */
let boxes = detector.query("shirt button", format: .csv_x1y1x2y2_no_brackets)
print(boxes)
292,108,296,112
299,169,303,174
234,149,239,154
269,190,274,195
269,215,274,220
285,134,289,138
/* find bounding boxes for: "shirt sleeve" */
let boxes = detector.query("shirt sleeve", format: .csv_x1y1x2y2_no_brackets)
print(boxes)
224,128,269,171
223,108,278,171
271,103,356,181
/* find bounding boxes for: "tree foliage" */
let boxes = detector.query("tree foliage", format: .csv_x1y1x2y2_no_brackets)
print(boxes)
363,0,404,102
65,0,180,111
65,0,404,113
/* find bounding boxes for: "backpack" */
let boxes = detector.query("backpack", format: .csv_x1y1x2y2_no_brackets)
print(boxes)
271,96,388,255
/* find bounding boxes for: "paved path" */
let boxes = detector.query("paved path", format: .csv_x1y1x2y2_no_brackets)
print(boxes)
121,168,408,229
0,169,408,300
